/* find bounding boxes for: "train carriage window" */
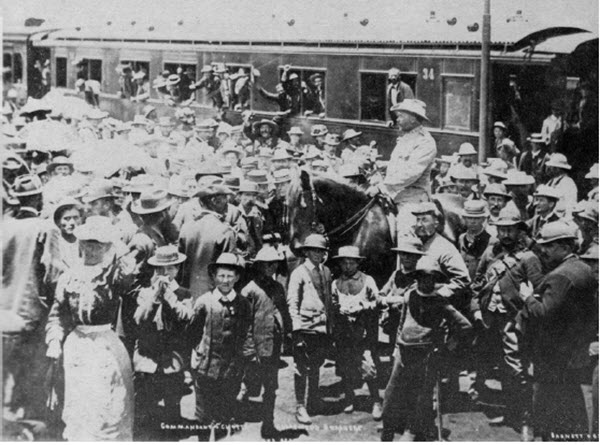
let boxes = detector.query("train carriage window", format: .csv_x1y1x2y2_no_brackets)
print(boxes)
3,53,12,83
89,59,102,82
442,76,473,131
55,57,67,87
163,63,196,101
360,71,417,122
13,53,23,84
120,60,149,76
278,66,326,117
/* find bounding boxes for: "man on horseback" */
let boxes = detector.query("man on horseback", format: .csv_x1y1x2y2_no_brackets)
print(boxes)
368,99,437,237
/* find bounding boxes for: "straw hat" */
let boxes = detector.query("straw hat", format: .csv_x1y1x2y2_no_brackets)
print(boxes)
545,153,572,170
148,245,187,267
238,181,259,194
461,200,489,218
492,207,527,230
493,121,507,131
46,156,74,175
310,124,328,137
483,183,512,199
272,149,293,161
301,234,328,250
208,252,245,274
287,126,304,136
585,163,599,180
12,174,43,197
411,202,441,217
253,245,284,262
332,245,364,260
73,216,115,243
273,169,292,184
533,185,561,201
247,170,270,185
535,221,578,244
342,129,362,142
131,189,173,214
503,171,535,186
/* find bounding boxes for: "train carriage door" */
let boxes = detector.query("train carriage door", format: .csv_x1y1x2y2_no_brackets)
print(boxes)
26,41,50,99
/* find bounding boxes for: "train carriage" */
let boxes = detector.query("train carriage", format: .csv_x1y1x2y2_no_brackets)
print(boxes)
5,1,598,157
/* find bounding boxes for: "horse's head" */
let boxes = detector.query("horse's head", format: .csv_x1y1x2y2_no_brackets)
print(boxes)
287,169,323,255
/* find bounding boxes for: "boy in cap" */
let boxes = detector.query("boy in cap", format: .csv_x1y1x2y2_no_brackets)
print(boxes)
189,253,252,439
331,246,382,419
287,234,334,424
381,256,472,441
132,245,193,440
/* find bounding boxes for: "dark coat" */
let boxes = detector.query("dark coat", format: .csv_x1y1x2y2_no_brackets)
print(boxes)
520,255,597,382
457,230,494,280
241,274,291,360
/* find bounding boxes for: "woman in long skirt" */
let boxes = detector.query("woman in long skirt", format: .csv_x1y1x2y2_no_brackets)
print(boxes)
45,216,137,441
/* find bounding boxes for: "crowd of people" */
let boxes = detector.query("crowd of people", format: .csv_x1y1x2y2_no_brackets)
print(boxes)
1,84,598,442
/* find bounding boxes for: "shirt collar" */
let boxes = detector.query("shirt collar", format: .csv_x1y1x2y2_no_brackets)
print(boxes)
304,260,320,272
215,288,236,303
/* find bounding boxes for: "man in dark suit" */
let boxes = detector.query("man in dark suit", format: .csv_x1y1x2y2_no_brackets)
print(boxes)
387,68,414,124
519,221,598,440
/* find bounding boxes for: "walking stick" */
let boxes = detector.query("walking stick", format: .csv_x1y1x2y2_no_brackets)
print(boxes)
434,366,443,442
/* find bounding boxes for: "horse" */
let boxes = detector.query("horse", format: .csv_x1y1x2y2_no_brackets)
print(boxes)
286,169,466,288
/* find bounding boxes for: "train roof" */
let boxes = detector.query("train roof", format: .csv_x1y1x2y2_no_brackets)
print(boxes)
5,0,598,52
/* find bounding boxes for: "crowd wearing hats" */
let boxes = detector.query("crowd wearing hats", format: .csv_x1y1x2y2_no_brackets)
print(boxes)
2,66,598,443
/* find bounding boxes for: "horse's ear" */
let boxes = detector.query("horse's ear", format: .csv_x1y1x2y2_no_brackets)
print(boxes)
299,168,311,191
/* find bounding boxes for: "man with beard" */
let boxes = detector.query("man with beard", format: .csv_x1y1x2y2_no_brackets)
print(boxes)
411,202,470,307
178,184,236,299
518,221,597,440
483,183,512,238
470,206,544,439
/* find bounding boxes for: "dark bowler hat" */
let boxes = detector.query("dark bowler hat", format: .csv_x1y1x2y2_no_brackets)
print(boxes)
194,184,233,199
12,174,43,197
148,245,187,267
131,189,173,215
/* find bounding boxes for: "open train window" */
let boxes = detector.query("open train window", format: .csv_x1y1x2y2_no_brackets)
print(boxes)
442,76,473,131
226,64,254,111
3,53,12,83
278,66,326,116
360,71,417,122
120,60,149,76
163,63,196,101
55,57,67,87
13,53,23,84
89,59,102,82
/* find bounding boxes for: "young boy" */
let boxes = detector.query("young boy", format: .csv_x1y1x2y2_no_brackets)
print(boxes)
331,246,382,420
381,257,473,441
132,245,193,440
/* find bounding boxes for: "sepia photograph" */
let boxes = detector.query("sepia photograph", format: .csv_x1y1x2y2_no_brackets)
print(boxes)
1,0,598,441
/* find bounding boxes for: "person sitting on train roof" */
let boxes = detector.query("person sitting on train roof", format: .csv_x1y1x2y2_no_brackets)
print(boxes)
132,71,150,103
387,68,414,125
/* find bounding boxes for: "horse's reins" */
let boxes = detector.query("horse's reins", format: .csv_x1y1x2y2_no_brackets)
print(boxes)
324,196,378,240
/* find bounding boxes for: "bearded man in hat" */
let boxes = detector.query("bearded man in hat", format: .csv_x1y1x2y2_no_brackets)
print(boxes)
178,184,236,299
188,253,252,439
242,113,283,153
331,246,382,420
287,234,334,425
518,221,597,440
368,99,437,237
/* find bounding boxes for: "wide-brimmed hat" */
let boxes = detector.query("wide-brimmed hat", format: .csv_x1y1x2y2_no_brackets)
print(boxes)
46,156,74,174
533,185,560,201
580,243,599,261
85,109,109,120
223,175,240,191
253,245,284,263
241,157,259,169
411,202,441,217
301,234,328,250
122,174,155,194
216,122,233,135
131,189,173,214
52,198,83,226
12,174,43,197
238,180,259,194
287,126,304,136
390,99,429,122
19,98,52,116
391,236,425,255
436,155,456,165
572,201,599,224
73,216,114,243
503,171,535,186
273,169,292,184
209,252,245,274
342,129,362,142
221,142,244,157
527,133,545,144
332,245,364,260
2,155,24,170
585,163,599,180
493,121,507,131
131,115,149,126
196,118,219,130
82,180,117,203
195,163,228,181
461,200,489,218
194,183,233,199
545,153,572,170
272,149,293,161
252,119,278,135
493,207,526,230
457,142,477,157
200,65,213,73
482,160,508,179
246,169,270,185
148,245,187,266
339,163,365,179
303,146,323,161
323,133,340,146
310,124,328,137
309,72,324,83
535,221,578,244
166,74,180,86
483,183,512,199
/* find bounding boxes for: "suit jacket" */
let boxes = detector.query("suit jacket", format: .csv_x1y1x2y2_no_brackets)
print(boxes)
527,211,560,238
457,230,494,280
520,255,597,382
287,261,334,334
